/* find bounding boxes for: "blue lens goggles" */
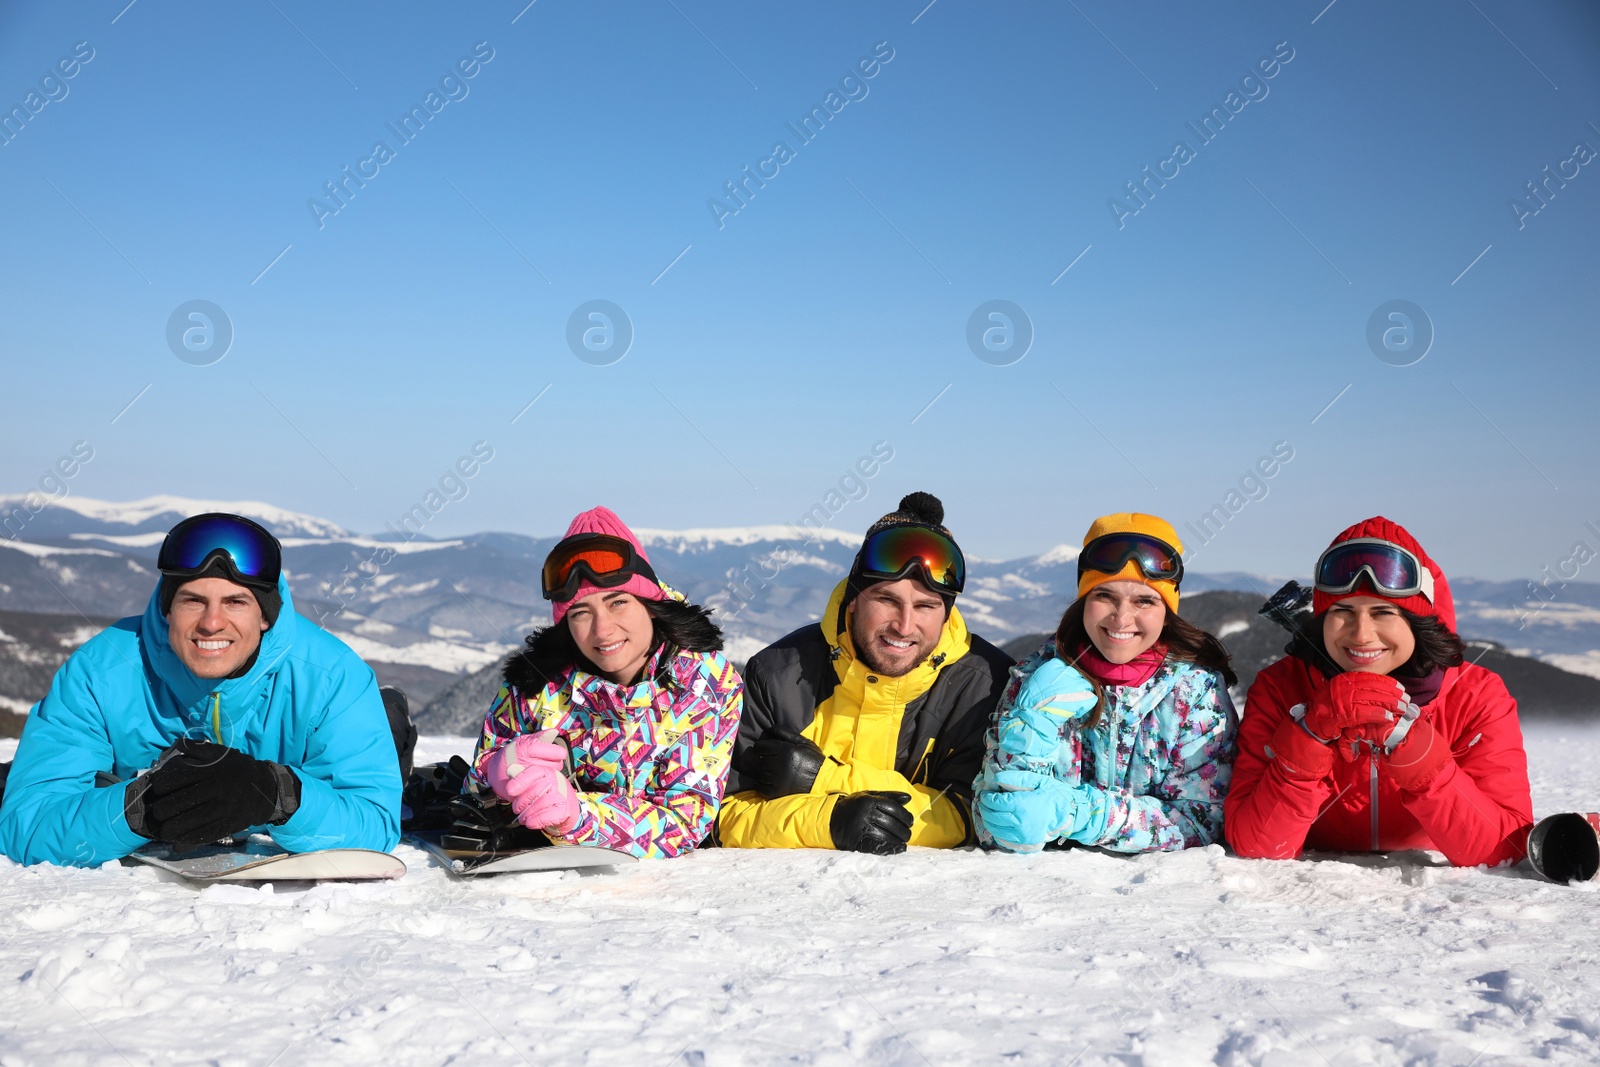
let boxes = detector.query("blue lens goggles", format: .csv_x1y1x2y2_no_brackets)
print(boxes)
157,513,282,585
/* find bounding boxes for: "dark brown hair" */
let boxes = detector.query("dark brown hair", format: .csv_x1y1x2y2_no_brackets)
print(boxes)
1052,594,1238,727
1392,609,1465,677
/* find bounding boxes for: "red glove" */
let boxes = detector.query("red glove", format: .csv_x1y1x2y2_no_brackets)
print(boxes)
1336,684,1423,762
1383,717,1452,792
1301,673,1407,743
1265,715,1335,780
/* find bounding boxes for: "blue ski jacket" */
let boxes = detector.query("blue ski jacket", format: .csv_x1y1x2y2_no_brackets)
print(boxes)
0,575,400,867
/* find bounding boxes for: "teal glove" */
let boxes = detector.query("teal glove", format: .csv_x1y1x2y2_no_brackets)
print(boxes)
1014,658,1098,730
975,770,1107,853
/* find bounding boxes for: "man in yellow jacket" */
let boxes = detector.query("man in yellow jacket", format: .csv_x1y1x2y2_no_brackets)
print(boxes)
716,493,1013,853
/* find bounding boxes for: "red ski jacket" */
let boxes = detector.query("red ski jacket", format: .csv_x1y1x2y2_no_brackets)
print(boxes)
1226,655,1533,867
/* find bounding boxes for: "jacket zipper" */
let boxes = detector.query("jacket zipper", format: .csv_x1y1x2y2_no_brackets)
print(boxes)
211,692,223,746
1369,749,1380,851
911,737,935,785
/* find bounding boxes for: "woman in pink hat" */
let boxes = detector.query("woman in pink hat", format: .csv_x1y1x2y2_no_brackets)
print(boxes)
464,506,743,858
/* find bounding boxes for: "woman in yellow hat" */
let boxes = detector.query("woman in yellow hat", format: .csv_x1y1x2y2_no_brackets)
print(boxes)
973,513,1238,853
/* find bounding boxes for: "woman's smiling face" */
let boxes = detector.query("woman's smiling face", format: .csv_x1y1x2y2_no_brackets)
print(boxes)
1080,580,1166,664
1322,596,1416,675
564,591,655,684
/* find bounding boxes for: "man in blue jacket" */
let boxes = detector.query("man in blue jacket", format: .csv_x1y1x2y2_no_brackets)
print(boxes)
0,513,401,867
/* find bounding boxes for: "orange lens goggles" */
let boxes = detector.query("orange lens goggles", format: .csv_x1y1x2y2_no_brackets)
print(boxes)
541,533,658,601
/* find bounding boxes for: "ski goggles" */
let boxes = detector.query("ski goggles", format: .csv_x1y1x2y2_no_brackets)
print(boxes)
541,533,660,602
853,525,966,595
1077,532,1184,586
1313,537,1434,602
157,513,282,586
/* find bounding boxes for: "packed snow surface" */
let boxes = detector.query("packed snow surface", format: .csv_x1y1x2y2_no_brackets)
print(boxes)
2,726,1599,1066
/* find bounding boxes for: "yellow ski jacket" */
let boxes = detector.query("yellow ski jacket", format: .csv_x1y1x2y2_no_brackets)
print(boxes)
716,580,1013,849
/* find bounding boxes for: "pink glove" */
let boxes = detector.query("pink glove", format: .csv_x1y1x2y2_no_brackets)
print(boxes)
483,730,579,833
508,766,580,833
483,730,566,798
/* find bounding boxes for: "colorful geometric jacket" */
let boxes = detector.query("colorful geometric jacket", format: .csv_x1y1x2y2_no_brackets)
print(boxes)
467,644,743,859
974,640,1237,853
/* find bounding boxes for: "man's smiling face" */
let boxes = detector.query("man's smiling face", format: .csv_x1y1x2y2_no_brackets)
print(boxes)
849,578,946,678
166,576,270,679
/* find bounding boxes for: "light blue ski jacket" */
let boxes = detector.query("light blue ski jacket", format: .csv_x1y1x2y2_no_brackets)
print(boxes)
974,640,1237,854
0,575,400,867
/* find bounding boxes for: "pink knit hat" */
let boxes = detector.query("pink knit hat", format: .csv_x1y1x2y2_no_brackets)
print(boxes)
550,506,667,624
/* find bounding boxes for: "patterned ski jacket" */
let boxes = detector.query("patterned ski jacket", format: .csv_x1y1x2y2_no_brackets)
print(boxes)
975,640,1237,853
468,643,743,859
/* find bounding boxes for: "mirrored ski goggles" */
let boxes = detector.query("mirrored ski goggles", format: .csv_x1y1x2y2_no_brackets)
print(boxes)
1314,537,1434,602
157,513,282,585
1077,533,1184,586
854,525,966,595
541,533,660,602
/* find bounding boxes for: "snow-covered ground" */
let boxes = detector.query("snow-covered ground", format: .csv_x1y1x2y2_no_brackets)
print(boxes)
2,726,1599,1066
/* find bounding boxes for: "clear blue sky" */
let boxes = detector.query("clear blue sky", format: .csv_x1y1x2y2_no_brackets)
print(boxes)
2,1,1597,579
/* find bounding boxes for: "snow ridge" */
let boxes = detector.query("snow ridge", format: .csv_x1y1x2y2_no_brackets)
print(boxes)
633,525,862,549
0,495,348,538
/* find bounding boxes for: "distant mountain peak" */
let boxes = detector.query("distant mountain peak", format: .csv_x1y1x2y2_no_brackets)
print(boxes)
1032,544,1081,566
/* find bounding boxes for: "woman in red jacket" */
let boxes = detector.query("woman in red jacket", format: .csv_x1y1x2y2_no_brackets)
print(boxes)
1225,517,1532,867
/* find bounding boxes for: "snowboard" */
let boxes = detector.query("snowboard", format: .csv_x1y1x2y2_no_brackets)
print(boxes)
128,838,406,882
408,829,637,876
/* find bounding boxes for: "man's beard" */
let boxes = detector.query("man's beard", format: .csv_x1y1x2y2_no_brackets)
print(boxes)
849,617,931,678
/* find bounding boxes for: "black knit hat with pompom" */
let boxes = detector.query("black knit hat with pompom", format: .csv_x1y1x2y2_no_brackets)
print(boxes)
846,492,962,609
862,491,951,540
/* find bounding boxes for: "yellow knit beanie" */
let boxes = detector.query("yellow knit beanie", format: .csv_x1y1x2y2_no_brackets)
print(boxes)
1076,513,1184,614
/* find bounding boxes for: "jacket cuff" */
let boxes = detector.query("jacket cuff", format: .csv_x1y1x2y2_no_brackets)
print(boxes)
269,763,303,825
811,792,842,849
1265,716,1335,780
107,780,156,858
122,776,153,840
1386,719,1453,792
812,757,850,796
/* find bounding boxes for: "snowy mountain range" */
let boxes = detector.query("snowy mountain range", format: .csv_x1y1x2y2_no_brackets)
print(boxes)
2,494,1598,716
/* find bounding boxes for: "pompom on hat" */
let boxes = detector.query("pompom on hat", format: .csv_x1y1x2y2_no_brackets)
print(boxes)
1076,513,1184,615
1311,516,1456,632
861,491,953,541
549,506,668,625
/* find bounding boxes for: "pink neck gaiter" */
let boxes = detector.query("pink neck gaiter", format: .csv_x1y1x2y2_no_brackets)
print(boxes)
1072,643,1166,688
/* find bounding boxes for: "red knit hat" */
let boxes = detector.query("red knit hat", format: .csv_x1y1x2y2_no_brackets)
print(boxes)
1312,516,1456,633
549,506,668,624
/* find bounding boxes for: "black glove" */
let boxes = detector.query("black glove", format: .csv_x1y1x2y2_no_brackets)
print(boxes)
126,739,302,852
829,791,914,855
743,726,826,799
